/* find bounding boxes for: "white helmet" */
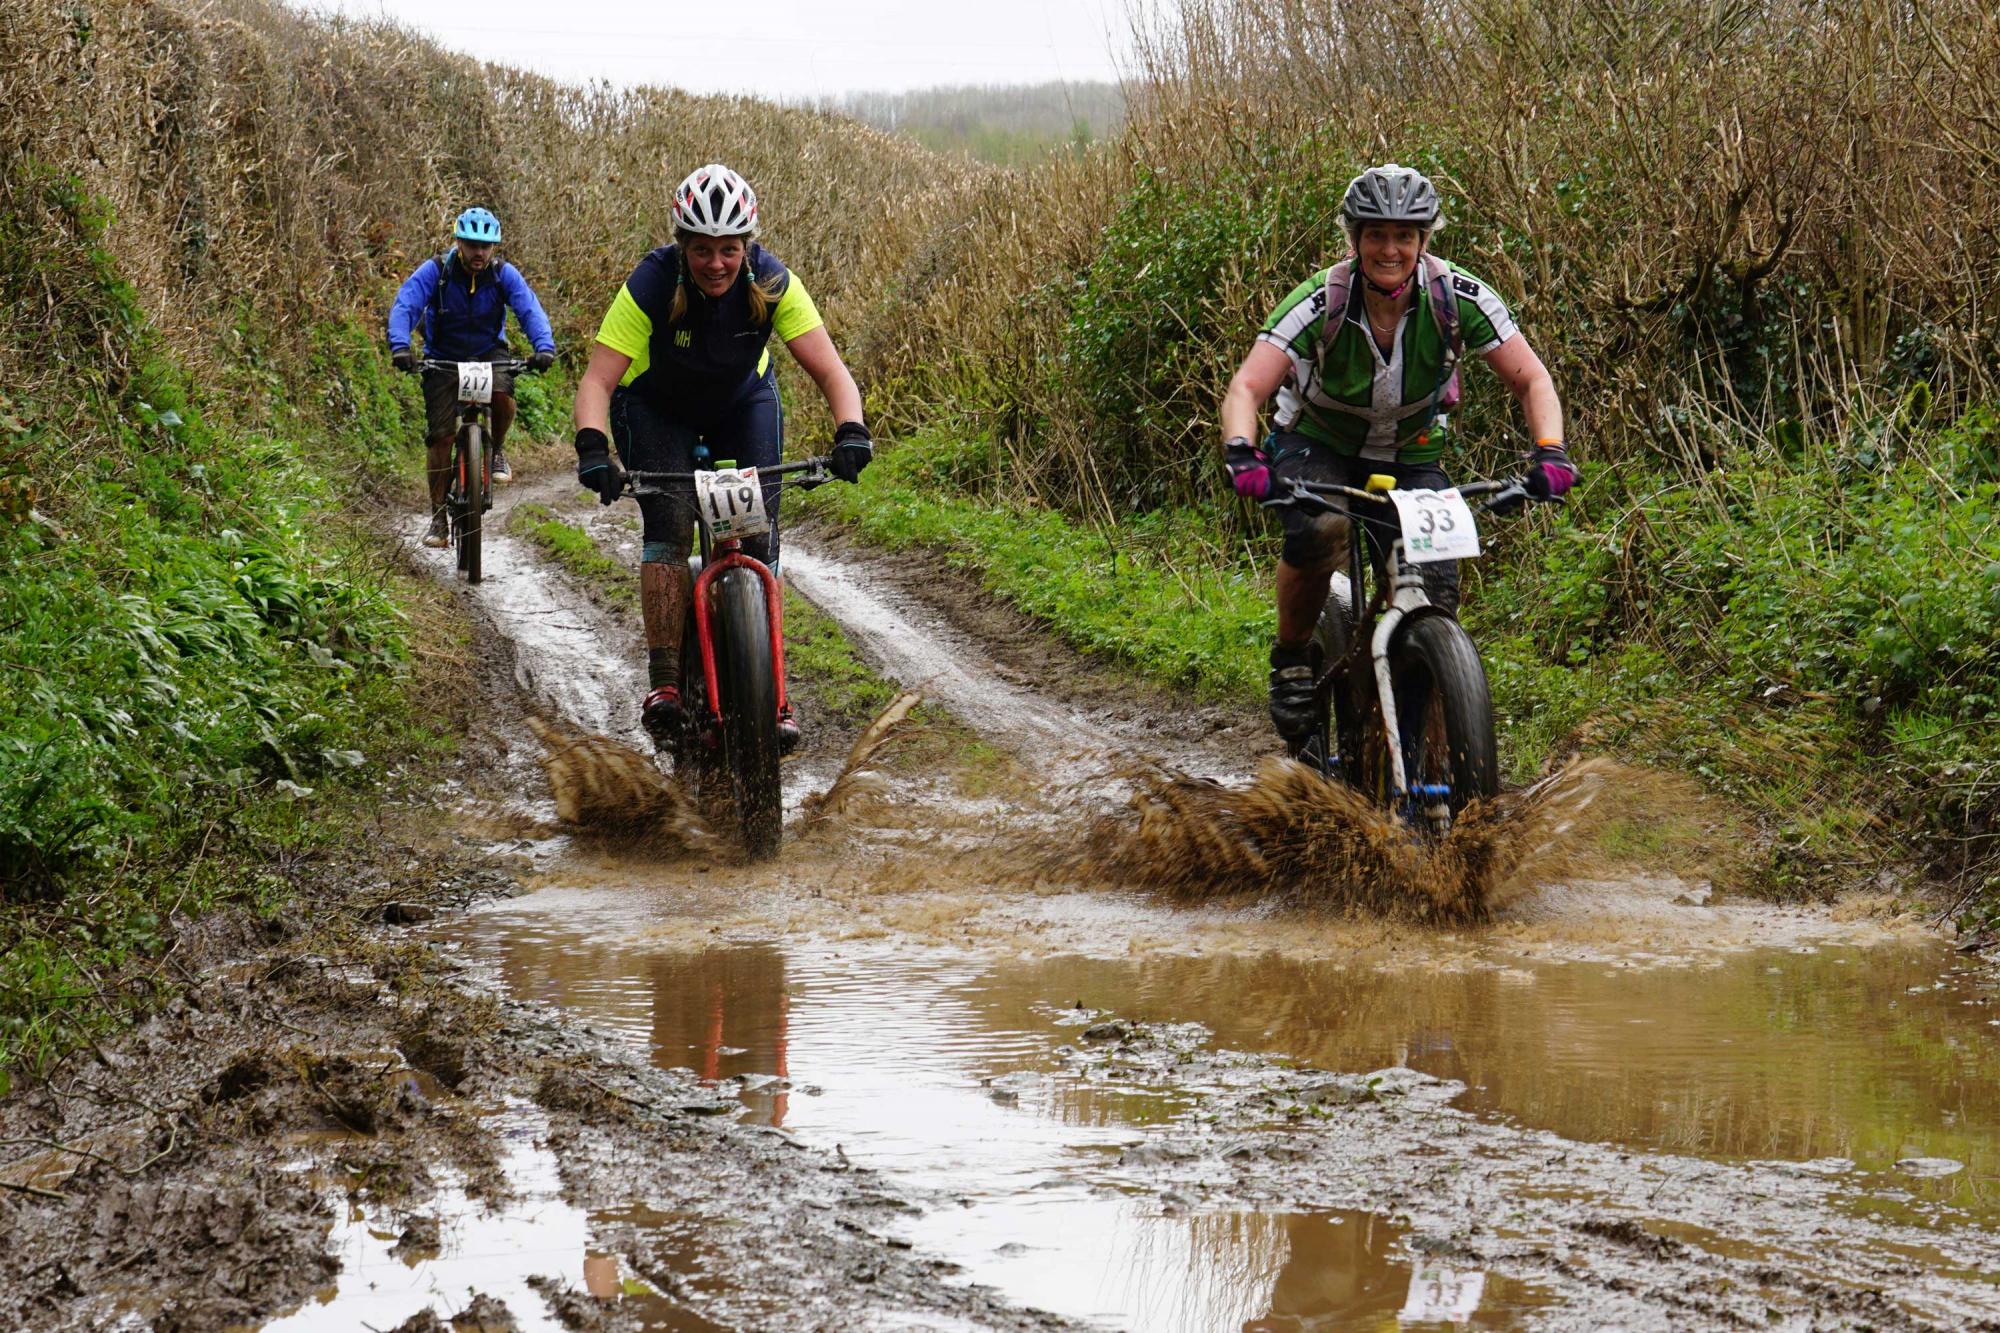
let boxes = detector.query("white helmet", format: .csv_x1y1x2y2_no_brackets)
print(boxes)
673,163,758,237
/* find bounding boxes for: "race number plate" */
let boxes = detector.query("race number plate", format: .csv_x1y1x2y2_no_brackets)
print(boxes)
1388,487,1481,564
694,467,769,540
456,361,494,405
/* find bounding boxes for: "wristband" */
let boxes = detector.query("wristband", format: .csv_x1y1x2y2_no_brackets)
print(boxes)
575,427,609,454
834,420,870,444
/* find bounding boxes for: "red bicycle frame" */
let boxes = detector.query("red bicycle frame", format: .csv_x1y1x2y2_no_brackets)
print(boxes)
689,541,788,727
621,456,830,734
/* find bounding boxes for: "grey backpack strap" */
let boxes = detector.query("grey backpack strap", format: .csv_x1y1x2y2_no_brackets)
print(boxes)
1314,259,1357,367
1422,254,1463,413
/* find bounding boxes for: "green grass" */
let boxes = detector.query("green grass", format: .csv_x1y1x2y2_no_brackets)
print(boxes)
507,502,629,586
802,429,1273,700
0,168,452,1084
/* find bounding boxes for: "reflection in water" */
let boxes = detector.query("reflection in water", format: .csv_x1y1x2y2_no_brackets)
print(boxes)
978,946,2000,1200
439,893,1997,1326
645,947,791,1125
258,1103,710,1333
1245,1212,1546,1330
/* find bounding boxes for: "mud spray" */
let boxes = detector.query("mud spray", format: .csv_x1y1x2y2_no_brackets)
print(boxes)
524,715,716,853
1053,756,1727,924
527,690,924,847
530,686,1728,928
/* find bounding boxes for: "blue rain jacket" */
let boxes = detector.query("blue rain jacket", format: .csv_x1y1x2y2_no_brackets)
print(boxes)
386,249,556,360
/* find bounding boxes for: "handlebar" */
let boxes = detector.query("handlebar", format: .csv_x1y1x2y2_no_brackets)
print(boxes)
623,456,836,497
1264,475,1546,516
409,357,536,375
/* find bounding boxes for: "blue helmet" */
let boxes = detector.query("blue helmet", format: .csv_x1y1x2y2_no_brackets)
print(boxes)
453,207,502,243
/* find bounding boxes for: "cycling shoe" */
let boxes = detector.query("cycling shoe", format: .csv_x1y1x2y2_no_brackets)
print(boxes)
641,684,682,750
1267,642,1319,740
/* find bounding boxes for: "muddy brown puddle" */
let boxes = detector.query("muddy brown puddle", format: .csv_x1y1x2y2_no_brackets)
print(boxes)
255,1100,717,1333
356,489,2000,1328
405,880,1998,1329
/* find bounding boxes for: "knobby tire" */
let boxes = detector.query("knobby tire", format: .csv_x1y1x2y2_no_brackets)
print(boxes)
712,568,783,859
460,422,485,585
1388,615,1498,821
1307,572,1366,789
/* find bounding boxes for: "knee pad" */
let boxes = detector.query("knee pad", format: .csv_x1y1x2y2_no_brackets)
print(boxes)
641,541,676,564
1280,512,1350,574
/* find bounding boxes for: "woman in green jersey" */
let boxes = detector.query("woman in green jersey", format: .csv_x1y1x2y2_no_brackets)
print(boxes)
1218,162,1577,741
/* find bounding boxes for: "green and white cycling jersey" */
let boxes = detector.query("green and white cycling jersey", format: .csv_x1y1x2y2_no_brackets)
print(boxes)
1256,261,1518,464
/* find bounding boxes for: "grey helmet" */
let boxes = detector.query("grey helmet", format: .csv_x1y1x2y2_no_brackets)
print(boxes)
1340,163,1443,233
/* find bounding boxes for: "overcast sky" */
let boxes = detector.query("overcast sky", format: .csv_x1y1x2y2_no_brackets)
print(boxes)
301,0,1136,97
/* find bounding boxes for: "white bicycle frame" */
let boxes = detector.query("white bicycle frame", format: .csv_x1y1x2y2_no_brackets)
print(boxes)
1288,477,1523,824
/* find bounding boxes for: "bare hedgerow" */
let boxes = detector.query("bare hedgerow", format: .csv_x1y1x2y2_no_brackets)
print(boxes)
856,0,2000,511
0,0,977,436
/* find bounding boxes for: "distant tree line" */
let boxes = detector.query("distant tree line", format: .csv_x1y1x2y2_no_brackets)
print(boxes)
819,81,1126,166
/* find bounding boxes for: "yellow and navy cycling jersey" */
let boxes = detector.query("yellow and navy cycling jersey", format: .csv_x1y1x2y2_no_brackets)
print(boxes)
594,242,823,418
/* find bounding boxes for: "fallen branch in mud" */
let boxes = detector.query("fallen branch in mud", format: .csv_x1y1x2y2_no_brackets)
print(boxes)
0,1178,67,1200
0,1103,187,1181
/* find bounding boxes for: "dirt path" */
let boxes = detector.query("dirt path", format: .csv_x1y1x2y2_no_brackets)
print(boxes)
5,466,1996,1332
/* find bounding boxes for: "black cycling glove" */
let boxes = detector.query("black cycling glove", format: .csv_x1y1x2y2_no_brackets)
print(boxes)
574,427,623,505
830,421,873,483
391,347,417,373
528,348,556,372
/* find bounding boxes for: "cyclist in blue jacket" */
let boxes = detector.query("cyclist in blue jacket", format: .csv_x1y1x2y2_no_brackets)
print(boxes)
388,207,558,547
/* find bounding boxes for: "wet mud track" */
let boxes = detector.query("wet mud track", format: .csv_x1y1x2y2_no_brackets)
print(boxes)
6,467,1998,1331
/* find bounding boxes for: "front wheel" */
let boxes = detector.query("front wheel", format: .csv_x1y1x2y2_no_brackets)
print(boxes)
457,422,485,584
711,567,782,859
1385,614,1497,829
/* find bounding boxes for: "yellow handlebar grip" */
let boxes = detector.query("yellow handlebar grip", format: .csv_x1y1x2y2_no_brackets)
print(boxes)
1365,473,1397,494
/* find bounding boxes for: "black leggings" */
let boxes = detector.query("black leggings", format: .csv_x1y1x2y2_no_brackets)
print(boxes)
610,372,784,567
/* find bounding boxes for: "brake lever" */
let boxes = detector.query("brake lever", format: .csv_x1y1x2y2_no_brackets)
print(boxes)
1483,481,1530,516
1261,480,1335,514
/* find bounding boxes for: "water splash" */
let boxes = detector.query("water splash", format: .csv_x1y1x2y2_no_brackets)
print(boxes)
524,715,716,853
1056,756,1641,924
798,689,924,826
526,692,927,852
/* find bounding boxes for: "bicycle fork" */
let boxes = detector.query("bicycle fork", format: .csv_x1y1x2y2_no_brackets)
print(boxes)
688,550,789,738
1373,563,1452,829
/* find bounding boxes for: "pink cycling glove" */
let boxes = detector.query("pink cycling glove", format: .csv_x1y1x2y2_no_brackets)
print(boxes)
1224,437,1272,501
1525,443,1578,500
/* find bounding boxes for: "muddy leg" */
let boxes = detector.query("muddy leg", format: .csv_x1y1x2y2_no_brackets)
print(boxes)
1276,560,1333,648
489,391,516,451
1275,515,1349,646
425,432,454,515
641,561,691,658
